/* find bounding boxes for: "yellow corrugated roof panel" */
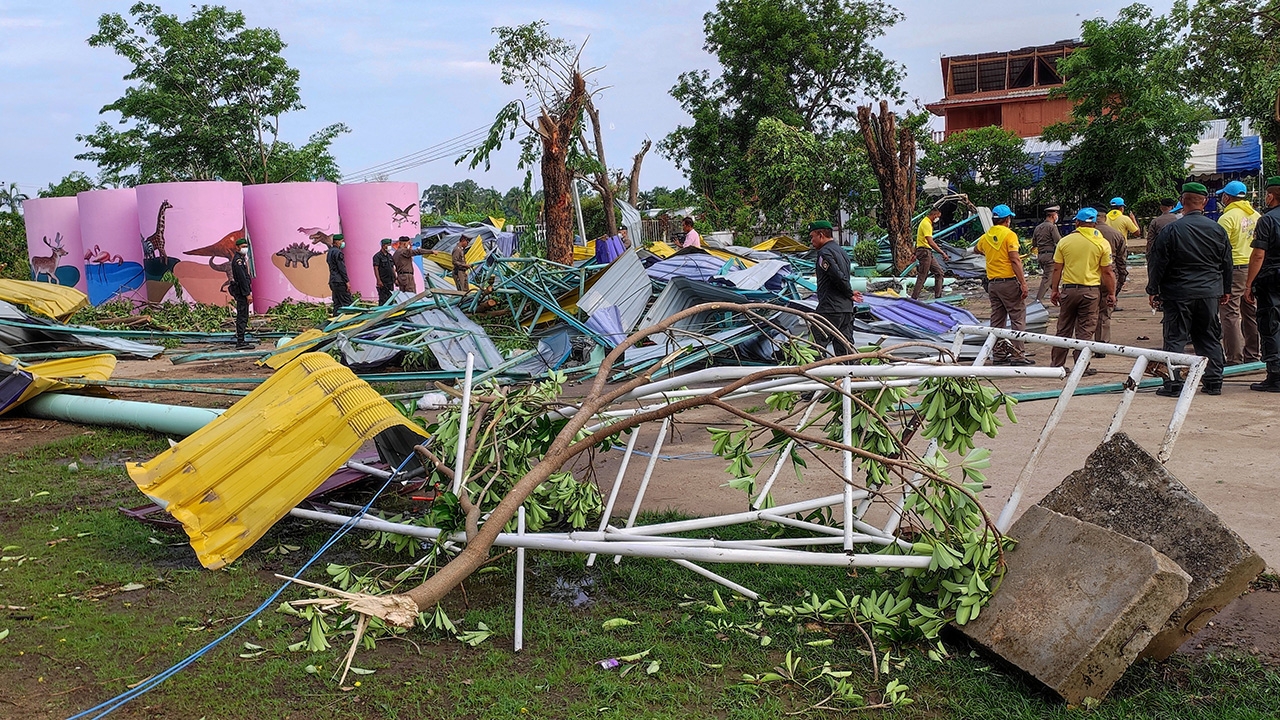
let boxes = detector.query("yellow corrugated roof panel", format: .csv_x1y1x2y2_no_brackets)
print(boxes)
573,240,597,262
0,352,116,415
647,241,676,258
752,236,810,253
0,279,89,319
127,352,428,569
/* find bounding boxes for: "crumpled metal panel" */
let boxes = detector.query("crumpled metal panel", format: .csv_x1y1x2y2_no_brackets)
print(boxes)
0,352,116,416
578,249,651,336
0,279,89,319
127,352,427,569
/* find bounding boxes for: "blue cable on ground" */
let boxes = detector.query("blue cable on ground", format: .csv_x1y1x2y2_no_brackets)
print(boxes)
67,453,418,720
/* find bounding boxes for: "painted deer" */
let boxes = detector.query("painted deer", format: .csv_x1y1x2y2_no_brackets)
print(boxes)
31,232,68,283
143,200,172,260
84,245,124,264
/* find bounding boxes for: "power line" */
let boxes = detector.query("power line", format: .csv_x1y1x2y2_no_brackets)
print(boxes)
340,125,496,182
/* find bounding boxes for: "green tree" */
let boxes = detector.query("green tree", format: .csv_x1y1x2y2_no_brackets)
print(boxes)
1041,4,1209,207
661,0,904,223
0,183,29,214
0,212,28,280
38,172,99,198
1175,0,1280,154
637,186,699,211
746,118,877,234
77,2,348,185
919,127,1036,208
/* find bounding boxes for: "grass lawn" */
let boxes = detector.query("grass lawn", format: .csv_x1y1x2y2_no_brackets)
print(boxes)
1,429,1277,719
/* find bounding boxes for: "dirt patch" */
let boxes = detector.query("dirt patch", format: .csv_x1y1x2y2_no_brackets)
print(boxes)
1177,582,1280,665
0,418,88,454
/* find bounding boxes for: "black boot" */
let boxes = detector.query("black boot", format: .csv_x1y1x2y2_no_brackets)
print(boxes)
1250,371,1280,393
1155,382,1184,397
1200,383,1222,396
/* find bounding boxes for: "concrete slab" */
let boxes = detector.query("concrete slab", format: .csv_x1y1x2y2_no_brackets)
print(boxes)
1038,432,1267,660
957,505,1190,706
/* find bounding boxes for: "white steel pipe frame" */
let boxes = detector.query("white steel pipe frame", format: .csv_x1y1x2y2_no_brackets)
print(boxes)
288,507,932,569
450,353,476,495
953,325,1204,368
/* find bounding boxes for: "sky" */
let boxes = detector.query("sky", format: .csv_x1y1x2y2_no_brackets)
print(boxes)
0,0,1175,198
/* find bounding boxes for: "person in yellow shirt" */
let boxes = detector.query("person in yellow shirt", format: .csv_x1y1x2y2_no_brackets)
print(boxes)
911,208,945,300
1106,197,1140,239
976,205,1031,365
1049,208,1116,371
1216,181,1261,364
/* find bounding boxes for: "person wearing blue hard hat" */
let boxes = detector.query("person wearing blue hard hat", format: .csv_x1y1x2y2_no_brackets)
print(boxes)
1047,208,1115,373
1217,180,1262,364
1106,196,1140,240
1147,198,1180,254
976,204,1031,365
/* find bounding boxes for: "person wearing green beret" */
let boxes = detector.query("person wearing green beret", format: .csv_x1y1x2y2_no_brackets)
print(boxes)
807,220,862,353
229,236,254,348
327,233,353,315
373,237,396,305
1244,176,1280,391
1146,182,1234,396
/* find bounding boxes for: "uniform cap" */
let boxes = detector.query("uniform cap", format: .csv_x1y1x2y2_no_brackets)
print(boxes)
1109,197,1125,206
1219,180,1248,197
1075,208,1098,222
1267,177,1280,189
1045,205,1060,213
235,237,249,247
332,233,345,241
807,220,834,231
1181,182,1209,196
991,204,1015,219
381,237,393,246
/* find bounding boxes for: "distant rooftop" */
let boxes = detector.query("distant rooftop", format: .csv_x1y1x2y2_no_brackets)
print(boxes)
935,40,1079,101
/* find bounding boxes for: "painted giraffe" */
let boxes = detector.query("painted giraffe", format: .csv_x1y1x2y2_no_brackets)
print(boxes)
143,200,172,260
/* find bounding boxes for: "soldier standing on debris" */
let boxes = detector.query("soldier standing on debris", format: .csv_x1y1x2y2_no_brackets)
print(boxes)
373,238,396,305
1147,198,1180,254
451,235,471,294
1094,218,1128,340
1033,206,1062,305
1244,176,1280,392
327,233,353,315
809,220,862,353
393,235,431,293
1217,181,1262,365
229,237,253,349
1147,182,1233,396
976,205,1032,365
911,208,945,300
1050,208,1114,373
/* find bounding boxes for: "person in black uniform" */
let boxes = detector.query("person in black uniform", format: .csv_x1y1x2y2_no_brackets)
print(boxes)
808,220,863,354
229,237,254,349
327,233,353,315
1147,182,1234,396
1245,176,1280,392
373,237,396,305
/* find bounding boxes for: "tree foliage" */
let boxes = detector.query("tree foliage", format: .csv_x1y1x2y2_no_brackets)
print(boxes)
0,183,29,214
38,172,100,199
1175,0,1280,151
0,211,27,280
1040,4,1209,207
746,118,877,234
77,2,348,185
662,0,904,224
919,127,1036,208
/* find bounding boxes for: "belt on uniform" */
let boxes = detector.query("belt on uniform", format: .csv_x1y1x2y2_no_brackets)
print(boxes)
1061,283,1099,289
396,271,413,276
988,277,1017,282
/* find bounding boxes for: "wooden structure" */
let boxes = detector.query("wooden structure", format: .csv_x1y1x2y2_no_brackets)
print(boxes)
926,41,1077,139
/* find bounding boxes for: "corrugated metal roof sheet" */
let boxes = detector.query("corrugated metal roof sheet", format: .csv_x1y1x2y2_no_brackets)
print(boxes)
578,249,651,335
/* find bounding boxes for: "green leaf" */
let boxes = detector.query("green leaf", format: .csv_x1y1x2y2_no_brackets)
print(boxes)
601,618,636,630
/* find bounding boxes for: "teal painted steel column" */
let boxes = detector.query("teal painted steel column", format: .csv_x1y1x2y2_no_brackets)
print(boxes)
22,394,224,436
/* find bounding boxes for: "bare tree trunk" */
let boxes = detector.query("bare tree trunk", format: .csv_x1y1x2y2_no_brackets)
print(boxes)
583,99,618,237
857,101,917,272
628,139,652,207
540,72,589,265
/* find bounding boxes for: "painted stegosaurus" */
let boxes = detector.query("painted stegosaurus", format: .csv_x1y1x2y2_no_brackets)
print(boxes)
275,242,324,268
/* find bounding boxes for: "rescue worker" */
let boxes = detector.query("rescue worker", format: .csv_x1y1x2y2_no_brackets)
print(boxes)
229,236,253,349
976,205,1032,365
1094,218,1128,342
393,235,431,293
1033,206,1062,304
1049,209,1115,373
1147,198,1180,254
809,220,862,353
1106,197,1140,239
451,235,471,294
1216,180,1262,364
1244,176,1280,392
373,237,396,305
911,208,945,300
327,233,353,315
1147,183,1234,396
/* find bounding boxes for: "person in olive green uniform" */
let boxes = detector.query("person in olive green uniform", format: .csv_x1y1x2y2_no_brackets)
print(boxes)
1033,206,1061,304
1244,177,1280,392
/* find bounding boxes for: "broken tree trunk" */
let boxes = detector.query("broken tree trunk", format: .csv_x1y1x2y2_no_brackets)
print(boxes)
582,98,619,237
540,71,589,265
857,101,917,273
628,139,652,208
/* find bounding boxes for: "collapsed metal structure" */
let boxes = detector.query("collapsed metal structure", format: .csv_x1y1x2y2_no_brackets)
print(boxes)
293,327,1208,651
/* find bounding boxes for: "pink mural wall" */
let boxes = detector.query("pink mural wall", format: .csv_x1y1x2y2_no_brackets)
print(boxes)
77,188,145,306
336,182,421,300
135,181,244,306
22,197,87,292
243,182,339,312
